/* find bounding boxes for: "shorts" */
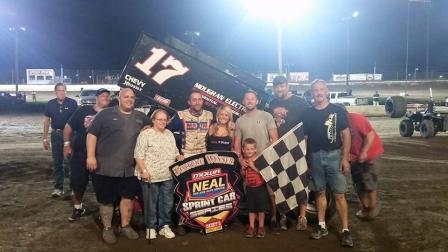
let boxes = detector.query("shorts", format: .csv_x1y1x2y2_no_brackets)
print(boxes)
92,174,139,205
351,161,379,194
310,149,347,194
246,185,270,213
70,152,90,194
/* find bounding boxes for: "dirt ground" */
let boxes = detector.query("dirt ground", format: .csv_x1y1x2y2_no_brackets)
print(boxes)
0,113,447,252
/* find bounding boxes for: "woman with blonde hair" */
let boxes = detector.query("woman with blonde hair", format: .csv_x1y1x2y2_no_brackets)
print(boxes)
206,106,235,151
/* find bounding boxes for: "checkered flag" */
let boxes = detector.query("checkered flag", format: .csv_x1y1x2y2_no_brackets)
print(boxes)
254,122,309,214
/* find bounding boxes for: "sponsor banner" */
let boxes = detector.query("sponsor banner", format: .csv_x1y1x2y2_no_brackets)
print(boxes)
349,73,368,81
118,33,269,117
289,72,309,82
170,151,241,234
332,73,382,82
332,74,347,82
26,69,55,85
374,74,382,80
267,73,287,83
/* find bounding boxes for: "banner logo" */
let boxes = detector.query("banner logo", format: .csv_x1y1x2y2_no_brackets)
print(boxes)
170,152,241,234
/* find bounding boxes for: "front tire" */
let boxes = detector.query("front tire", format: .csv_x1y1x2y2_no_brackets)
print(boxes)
420,119,435,138
399,119,414,137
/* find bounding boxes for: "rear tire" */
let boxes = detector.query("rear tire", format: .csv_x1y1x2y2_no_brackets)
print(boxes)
420,119,435,138
385,96,407,118
399,119,414,137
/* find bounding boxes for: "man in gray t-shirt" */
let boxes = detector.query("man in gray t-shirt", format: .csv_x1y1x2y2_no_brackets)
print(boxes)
233,90,280,230
234,90,278,160
235,106,277,155
86,88,149,244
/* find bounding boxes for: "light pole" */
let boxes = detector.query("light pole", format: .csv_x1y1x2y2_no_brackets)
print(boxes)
405,1,410,81
277,20,283,74
424,1,431,79
8,26,26,94
406,0,432,81
343,11,359,88
184,31,200,46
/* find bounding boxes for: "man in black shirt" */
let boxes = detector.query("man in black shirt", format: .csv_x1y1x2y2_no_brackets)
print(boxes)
43,83,77,198
303,79,353,247
268,76,309,231
372,91,380,106
63,88,111,221
269,76,309,136
86,88,150,244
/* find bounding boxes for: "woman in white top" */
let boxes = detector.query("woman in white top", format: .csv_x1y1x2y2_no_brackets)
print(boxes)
134,109,183,240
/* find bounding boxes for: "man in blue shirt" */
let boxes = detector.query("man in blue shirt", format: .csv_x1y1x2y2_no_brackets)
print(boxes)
43,83,77,197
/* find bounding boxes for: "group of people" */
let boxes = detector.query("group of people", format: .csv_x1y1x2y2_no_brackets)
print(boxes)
42,77,383,247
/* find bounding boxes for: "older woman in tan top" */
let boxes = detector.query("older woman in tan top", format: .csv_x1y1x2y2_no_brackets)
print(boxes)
134,109,183,240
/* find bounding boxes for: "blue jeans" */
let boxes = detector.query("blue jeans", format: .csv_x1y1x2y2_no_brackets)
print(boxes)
140,179,174,229
310,149,347,193
51,130,66,190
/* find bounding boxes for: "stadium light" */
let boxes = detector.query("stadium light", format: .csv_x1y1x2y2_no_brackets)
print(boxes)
244,0,313,22
352,11,359,18
184,30,201,46
243,0,314,75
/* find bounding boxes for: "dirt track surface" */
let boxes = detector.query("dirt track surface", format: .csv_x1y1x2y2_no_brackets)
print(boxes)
0,114,447,252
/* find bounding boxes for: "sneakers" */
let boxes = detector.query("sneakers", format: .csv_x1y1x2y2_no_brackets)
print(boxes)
355,209,369,220
356,205,381,220
368,205,381,219
102,227,117,244
159,225,176,239
340,230,354,247
296,217,308,231
68,207,86,222
51,189,64,198
146,228,157,240
176,225,186,236
256,227,266,238
120,225,139,240
311,225,329,239
245,226,256,238
280,215,288,230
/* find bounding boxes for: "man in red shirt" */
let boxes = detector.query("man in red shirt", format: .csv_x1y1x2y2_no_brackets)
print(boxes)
347,112,384,220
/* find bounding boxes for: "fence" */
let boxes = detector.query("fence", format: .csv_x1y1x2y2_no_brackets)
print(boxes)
1,68,448,85
0,69,122,85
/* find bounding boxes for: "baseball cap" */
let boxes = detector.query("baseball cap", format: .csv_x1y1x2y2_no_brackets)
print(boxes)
273,75,288,86
96,88,110,96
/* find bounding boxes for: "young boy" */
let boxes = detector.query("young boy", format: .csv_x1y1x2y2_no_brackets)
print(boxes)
240,138,270,238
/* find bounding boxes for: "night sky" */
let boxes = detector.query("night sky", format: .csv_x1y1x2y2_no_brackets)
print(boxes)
0,0,447,79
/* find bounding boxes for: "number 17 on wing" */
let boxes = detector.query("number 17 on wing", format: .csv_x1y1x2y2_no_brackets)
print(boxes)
134,47,190,85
